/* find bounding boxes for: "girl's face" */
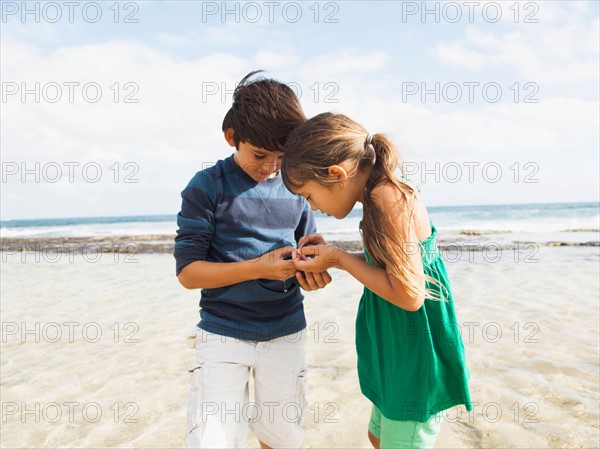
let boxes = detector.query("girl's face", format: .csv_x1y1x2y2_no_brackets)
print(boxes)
295,180,356,219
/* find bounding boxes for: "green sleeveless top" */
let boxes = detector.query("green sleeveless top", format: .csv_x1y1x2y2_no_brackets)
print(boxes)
356,221,472,422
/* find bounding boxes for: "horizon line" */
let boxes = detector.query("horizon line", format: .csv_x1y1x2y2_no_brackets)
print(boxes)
1,200,598,223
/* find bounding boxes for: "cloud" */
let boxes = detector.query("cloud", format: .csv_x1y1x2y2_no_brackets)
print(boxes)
433,41,487,70
289,74,598,206
299,50,392,77
1,5,598,218
432,3,599,86
1,38,398,218
1,38,246,218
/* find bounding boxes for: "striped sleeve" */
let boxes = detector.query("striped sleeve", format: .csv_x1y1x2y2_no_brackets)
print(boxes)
174,171,219,275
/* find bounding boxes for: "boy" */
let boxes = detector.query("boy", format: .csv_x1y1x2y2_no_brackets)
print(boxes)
174,71,330,449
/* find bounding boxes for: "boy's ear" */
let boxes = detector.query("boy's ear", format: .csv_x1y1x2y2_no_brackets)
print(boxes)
327,165,348,181
224,128,236,147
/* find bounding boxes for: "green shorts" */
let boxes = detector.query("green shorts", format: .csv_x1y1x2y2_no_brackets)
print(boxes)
368,405,441,449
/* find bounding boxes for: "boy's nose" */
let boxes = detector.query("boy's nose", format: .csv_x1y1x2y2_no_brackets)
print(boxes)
262,160,279,170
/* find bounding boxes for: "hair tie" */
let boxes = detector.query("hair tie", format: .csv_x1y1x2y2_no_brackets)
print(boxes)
365,133,376,165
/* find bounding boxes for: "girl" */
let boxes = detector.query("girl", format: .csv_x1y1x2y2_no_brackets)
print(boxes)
282,113,472,449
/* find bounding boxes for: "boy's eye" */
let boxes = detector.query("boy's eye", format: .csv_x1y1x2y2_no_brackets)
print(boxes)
254,154,266,160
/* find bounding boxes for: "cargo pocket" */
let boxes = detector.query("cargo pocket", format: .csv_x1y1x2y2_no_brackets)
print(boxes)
186,332,197,349
186,329,204,434
186,366,203,434
295,366,309,425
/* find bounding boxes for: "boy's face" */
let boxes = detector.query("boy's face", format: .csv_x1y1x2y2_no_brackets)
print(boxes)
235,141,284,182
225,129,283,182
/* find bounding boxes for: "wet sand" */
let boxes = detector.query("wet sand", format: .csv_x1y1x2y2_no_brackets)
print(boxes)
0,243,598,448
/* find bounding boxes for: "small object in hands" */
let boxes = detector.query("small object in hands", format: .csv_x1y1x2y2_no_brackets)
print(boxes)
282,251,294,291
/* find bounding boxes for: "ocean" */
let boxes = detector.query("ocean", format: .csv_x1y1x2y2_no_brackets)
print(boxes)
1,201,598,243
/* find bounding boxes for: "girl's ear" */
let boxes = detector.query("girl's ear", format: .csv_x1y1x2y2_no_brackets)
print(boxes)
224,128,236,147
327,165,348,181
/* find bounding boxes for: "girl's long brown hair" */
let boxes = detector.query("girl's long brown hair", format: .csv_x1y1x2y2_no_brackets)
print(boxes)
282,113,435,302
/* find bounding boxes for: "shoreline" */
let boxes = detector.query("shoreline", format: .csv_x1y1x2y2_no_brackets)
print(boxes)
1,233,598,254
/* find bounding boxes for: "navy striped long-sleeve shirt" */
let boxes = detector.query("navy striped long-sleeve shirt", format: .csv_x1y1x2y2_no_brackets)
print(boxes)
174,155,316,341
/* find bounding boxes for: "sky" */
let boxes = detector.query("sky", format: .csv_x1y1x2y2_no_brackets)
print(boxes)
1,0,599,220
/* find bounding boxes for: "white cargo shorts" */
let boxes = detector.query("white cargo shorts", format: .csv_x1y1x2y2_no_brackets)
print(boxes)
185,328,308,449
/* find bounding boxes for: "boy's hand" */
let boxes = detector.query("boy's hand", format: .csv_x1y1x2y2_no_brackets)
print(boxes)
256,246,297,281
255,244,333,290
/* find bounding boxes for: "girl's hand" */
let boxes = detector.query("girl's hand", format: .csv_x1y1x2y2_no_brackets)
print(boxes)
295,236,334,290
297,234,326,249
295,270,332,290
255,246,297,281
292,244,344,272
294,251,332,290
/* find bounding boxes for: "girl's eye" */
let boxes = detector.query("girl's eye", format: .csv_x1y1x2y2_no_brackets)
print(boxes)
306,196,311,202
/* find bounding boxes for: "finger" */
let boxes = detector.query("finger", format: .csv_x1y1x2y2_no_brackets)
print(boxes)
281,267,297,280
291,251,309,264
297,245,319,257
293,259,319,273
295,271,311,291
278,261,296,279
302,271,320,290
279,245,295,257
299,235,325,248
309,271,327,289
294,252,307,262
308,234,326,245
297,236,309,249
316,271,332,288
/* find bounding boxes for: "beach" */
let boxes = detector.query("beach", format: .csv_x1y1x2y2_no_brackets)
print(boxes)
1,231,598,448
2,0,598,445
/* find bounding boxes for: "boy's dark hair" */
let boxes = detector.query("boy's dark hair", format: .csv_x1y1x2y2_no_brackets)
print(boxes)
221,70,306,152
